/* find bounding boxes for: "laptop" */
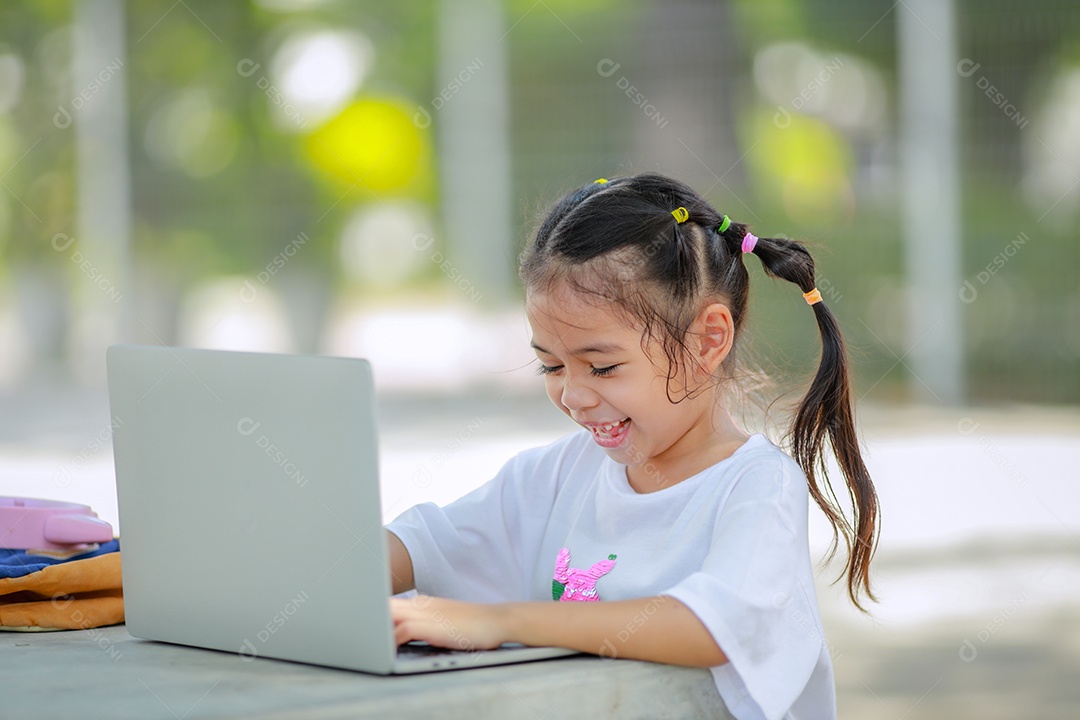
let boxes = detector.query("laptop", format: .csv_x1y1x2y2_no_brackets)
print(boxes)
106,344,576,673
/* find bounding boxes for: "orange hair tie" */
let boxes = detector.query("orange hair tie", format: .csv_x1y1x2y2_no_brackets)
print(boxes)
803,288,823,305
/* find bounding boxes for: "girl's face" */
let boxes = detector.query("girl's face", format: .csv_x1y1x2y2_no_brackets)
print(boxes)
526,286,735,491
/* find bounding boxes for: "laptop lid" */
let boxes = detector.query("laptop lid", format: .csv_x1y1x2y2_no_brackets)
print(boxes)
108,345,399,673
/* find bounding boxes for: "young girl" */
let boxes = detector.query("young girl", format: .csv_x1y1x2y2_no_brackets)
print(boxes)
386,173,878,719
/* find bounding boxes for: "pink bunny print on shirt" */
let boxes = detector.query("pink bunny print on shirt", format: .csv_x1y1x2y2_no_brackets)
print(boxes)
552,547,617,602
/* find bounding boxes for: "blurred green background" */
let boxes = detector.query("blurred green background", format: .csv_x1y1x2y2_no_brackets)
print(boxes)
0,0,1077,403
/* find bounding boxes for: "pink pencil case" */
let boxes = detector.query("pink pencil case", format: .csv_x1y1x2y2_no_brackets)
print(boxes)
0,497,114,550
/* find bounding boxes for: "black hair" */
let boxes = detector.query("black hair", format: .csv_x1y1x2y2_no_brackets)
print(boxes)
520,172,879,610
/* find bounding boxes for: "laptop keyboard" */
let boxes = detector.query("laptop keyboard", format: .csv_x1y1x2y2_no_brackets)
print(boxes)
397,642,465,656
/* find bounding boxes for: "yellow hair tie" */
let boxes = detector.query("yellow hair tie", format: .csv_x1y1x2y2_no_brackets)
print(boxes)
593,178,608,184
803,288,823,305
671,207,689,224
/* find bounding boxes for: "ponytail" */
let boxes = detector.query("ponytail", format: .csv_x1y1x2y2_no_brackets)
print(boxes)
745,235,880,611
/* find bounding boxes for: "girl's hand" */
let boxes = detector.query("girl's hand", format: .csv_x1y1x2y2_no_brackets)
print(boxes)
390,596,509,651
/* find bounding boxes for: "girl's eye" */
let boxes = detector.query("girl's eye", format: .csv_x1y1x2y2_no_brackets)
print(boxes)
536,362,620,377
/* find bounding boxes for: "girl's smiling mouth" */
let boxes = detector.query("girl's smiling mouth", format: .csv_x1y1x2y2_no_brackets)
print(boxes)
582,418,631,448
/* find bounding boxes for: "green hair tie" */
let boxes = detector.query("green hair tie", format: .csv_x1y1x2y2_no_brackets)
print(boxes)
718,215,731,233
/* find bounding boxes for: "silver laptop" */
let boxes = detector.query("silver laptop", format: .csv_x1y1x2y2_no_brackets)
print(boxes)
107,344,575,673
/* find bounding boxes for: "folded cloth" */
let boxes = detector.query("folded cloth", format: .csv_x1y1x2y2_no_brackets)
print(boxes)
0,539,123,631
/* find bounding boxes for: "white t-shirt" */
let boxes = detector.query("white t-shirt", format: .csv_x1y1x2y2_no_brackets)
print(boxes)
388,430,836,720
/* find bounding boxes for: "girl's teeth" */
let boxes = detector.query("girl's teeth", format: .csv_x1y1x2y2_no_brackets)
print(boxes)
595,419,627,436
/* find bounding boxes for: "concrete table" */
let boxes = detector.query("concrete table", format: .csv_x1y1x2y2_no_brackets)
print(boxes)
0,625,733,719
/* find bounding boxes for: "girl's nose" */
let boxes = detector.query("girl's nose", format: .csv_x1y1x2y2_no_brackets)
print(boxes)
560,373,598,411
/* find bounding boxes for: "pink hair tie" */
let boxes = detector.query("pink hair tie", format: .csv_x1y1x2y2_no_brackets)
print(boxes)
741,232,758,254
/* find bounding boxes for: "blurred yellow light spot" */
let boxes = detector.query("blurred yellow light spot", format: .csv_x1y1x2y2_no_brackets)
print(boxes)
305,98,428,196
749,110,854,224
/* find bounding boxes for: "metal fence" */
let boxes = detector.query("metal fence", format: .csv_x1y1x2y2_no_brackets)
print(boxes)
0,0,1076,403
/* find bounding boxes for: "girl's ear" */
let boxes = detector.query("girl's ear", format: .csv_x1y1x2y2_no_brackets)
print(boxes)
690,302,735,377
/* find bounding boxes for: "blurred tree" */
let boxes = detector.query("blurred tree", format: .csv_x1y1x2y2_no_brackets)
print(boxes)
0,0,1076,399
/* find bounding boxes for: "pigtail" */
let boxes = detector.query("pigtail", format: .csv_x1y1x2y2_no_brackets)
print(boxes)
747,236,880,611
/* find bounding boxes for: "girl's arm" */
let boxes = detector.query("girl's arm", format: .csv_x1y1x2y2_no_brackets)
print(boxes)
390,595,727,668
386,530,415,595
